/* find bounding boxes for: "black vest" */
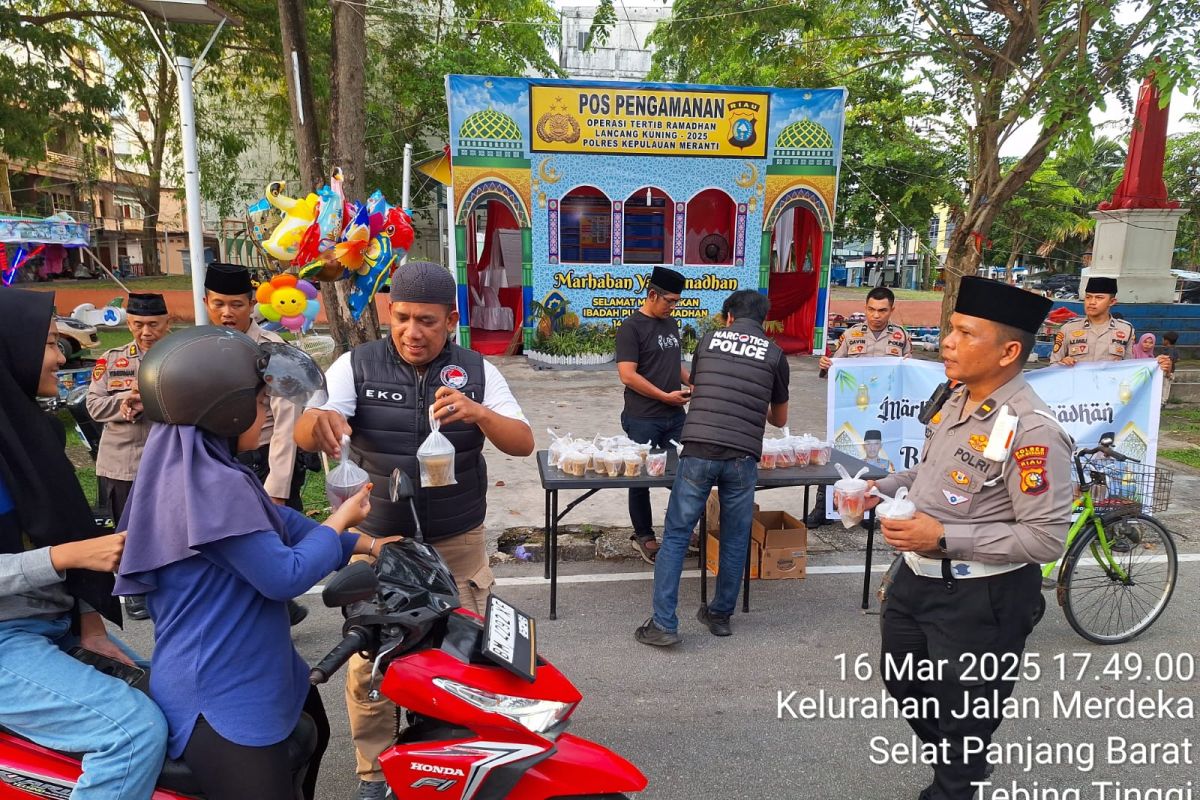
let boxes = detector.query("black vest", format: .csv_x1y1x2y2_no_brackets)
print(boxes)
681,318,783,459
350,339,487,540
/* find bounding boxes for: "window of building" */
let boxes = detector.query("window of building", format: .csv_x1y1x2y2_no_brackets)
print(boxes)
622,187,672,264
684,188,735,265
928,216,940,243
943,218,956,248
577,31,590,51
559,186,612,263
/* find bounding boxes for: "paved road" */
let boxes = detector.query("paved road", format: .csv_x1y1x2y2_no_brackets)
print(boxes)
116,552,1199,800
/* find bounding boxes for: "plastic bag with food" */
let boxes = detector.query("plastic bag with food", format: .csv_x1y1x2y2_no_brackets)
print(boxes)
326,434,369,509
417,412,457,488
832,464,870,529
873,486,916,522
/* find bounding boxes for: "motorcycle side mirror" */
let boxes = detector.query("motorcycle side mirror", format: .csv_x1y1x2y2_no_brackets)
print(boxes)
322,561,379,608
389,468,415,503
1098,431,1116,448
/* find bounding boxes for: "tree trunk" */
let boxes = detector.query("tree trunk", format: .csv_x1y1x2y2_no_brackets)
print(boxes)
1004,233,1024,284
138,54,174,276
325,0,380,351
277,0,322,190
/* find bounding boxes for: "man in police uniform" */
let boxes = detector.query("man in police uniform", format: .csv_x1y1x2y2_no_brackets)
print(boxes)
636,290,789,645
85,292,169,620
204,262,310,626
812,286,910,525
1050,276,1134,365
869,276,1071,800
295,262,534,800
819,285,911,370
862,429,893,472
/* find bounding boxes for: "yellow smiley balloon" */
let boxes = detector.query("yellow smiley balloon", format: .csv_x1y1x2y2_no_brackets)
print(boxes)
270,286,308,317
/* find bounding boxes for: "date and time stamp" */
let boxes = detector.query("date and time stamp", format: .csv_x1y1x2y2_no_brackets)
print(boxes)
776,652,1196,800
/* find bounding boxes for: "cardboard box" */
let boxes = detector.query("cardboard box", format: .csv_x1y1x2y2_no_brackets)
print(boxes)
705,490,760,536
704,532,760,579
752,510,807,580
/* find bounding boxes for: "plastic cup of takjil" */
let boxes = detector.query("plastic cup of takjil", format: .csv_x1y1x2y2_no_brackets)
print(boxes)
760,440,778,470
646,450,668,477
813,442,832,466
563,450,588,477
833,480,868,529
775,440,797,469
603,452,624,478
622,450,642,478
792,439,812,468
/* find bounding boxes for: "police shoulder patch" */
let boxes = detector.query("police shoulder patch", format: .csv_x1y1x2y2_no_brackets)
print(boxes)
91,358,107,383
1052,332,1064,354
1014,444,1049,495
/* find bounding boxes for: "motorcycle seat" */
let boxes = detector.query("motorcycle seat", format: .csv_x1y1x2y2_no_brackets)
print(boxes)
1,715,317,798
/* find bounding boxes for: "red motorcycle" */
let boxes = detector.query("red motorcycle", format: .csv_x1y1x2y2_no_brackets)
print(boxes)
0,471,647,800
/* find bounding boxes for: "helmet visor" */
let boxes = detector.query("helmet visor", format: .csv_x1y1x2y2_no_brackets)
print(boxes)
258,342,328,407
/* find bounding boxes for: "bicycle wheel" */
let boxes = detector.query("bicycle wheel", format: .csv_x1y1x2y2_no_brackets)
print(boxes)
1059,514,1178,644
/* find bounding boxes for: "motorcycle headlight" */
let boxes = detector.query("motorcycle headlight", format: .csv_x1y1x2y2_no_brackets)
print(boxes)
434,678,575,733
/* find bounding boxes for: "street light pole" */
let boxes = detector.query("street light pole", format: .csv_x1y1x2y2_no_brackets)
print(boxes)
175,56,208,323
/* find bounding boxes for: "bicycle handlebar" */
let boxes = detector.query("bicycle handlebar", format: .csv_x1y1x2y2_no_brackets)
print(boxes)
1073,442,1138,487
309,629,368,685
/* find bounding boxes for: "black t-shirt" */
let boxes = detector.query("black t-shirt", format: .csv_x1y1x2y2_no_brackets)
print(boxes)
615,311,682,418
682,346,790,461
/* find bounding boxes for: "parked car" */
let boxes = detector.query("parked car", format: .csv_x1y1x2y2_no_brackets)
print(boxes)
913,333,940,352
828,312,847,327
848,312,866,324
54,316,100,361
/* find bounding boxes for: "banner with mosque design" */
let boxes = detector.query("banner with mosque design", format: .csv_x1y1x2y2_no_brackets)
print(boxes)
825,357,1163,517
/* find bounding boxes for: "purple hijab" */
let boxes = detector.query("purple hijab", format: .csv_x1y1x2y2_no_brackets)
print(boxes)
115,423,286,595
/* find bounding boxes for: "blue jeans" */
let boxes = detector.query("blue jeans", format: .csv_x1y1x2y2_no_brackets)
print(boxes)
651,455,758,633
621,410,686,540
0,615,168,800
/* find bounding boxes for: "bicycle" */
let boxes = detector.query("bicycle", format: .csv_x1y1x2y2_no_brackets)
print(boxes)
1045,432,1178,644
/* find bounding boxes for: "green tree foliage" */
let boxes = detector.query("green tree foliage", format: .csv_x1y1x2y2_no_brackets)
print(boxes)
1163,126,1200,265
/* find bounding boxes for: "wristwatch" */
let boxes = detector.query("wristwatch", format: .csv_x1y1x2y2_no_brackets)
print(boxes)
937,535,948,555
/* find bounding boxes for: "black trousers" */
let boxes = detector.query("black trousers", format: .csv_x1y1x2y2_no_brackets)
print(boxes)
237,445,308,512
620,410,686,540
98,477,134,526
182,686,330,800
880,562,1042,800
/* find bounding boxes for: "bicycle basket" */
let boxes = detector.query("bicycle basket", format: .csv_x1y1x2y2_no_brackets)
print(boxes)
1075,454,1174,515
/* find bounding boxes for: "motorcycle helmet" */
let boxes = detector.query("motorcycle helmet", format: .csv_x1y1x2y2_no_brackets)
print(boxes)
139,326,327,437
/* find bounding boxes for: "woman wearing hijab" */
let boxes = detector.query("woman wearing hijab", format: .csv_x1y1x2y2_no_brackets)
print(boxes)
0,288,167,800
115,326,396,800
1132,332,1157,359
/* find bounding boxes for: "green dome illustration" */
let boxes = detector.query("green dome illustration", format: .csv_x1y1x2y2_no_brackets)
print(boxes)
459,107,521,142
776,118,833,150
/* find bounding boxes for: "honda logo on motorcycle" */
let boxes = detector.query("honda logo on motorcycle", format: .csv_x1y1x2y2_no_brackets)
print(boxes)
411,777,458,792
410,762,465,777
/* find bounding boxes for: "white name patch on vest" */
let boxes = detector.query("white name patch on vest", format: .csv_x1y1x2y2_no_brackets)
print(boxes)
365,388,406,402
708,329,768,360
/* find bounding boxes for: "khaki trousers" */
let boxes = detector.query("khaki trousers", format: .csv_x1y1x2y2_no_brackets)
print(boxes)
344,525,494,781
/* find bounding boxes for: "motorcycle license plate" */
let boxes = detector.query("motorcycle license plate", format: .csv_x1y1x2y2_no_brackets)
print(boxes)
482,595,537,681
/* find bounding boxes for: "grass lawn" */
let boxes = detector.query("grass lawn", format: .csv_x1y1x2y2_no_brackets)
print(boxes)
1159,448,1200,469
1159,404,1200,445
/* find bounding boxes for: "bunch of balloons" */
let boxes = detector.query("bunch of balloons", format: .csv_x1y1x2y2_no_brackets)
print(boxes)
253,167,415,321
256,274,321,333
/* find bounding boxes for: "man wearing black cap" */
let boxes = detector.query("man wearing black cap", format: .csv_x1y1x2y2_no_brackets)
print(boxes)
295,261,534,800
867,276,1071,800
1051,276,1135,366
85,292,169,620
615,266,691,562
204,263,305,509
861,429,893,472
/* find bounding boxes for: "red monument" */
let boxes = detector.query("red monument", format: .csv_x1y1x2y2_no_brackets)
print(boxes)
1099,75,1181,211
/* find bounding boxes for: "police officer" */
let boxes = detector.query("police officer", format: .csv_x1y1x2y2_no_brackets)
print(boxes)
204,262,311,627
820,285,912,369
294,262,534,800
812,286,910,525
636,290,789,645
1051,276,1172,373
869,276,1071,800
85,292,169,620
862,429,893,472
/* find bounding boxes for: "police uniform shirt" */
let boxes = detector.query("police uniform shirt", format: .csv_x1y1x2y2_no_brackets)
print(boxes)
874,374,1071,565
245,321,300,499
1050,316,1134,364
85,342,149,482
830,322,911,358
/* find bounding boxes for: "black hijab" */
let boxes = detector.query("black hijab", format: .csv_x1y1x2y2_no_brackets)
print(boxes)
0,289,120,624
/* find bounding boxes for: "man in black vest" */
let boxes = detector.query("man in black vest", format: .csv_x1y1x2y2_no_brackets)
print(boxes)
295,261,534,800
637,290,789,645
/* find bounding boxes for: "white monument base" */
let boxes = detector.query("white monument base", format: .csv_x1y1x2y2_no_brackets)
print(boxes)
1086,207,1189,303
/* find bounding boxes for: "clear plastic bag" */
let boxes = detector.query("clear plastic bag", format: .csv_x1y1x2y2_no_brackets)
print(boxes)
326,434,369,509
873,486,916,522
417,412,457,488
833,464,870,529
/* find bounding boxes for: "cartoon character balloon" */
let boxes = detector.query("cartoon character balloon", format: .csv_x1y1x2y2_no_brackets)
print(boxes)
262,182,319,262
256,274,320,333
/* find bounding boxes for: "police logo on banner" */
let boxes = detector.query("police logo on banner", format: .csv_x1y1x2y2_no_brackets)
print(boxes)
440,365,469,389
726,101,759,149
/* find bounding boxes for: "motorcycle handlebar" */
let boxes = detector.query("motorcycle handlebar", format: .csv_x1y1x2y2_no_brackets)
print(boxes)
309,629,368,685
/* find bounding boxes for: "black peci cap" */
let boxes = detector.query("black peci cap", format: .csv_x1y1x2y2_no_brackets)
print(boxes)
649,266,685,295
127,292,167,317
1085,276,1118,295
954,277,1052,335
204,262,254,296
864,429,882,441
